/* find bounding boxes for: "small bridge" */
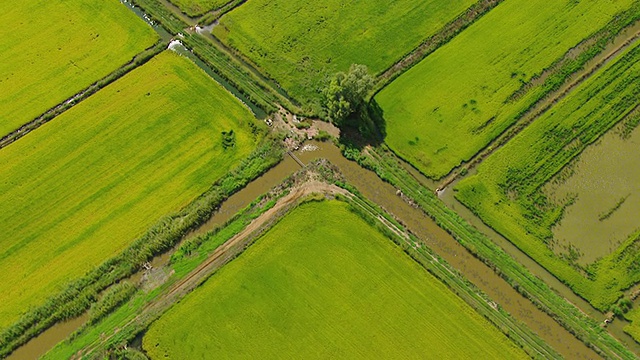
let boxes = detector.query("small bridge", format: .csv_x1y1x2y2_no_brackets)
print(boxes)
287,151,305,167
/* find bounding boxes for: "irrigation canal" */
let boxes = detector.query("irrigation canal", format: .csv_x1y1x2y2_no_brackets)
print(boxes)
10,141,602,360
8,2,640,358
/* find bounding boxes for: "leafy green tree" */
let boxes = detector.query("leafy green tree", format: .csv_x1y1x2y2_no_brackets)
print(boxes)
322,64,374,126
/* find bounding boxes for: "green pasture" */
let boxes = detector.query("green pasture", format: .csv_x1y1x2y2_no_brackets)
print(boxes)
212,0,476,109
0,0,158,138
377,0,636,179
168,0,229,16
455,42,640,311
144,200,526,359
0,52,259,329
626,307,640,342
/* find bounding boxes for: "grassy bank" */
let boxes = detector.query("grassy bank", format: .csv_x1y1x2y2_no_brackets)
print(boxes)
144,199,527,359
377,0,638,179
0,51,279,356
455,41,640,311
343,145,636,359
168,0,228,17
0,0,158,137
212,0,477,111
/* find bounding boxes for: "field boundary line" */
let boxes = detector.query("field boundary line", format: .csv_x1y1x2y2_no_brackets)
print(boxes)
79,181,348,358
435,23,640,191
372,0,504,95
0,42,166,151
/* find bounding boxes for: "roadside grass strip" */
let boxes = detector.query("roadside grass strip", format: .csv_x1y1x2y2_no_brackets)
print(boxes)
143,200,526,359
376,0,637,179
0,51,259,328
212,0,476,109
0,0,158,137
455,41,640,311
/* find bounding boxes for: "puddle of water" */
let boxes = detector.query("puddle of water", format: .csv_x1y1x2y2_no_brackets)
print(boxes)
545,123,640,265
6,313,88,360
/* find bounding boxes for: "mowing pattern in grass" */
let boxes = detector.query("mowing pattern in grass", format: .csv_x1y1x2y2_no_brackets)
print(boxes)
143,200,526,359
0,0,158,138
455,42,640,311
376,0,636,179
0,52,259,329
168,0,229,17
213,0,476,109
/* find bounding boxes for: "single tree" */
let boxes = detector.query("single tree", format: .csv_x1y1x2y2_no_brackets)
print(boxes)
322,64,374,126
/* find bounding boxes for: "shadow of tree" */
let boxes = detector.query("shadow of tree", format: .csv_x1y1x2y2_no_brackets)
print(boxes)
337,99,387,149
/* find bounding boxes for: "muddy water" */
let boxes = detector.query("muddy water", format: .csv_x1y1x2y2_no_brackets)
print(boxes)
14,142,599,359
546,122,640,265
6,313,88,360
144,139,602,358
434,171,640,354
269,142,594,359
120,0,173,41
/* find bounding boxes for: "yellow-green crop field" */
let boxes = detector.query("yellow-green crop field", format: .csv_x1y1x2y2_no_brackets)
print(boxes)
377,0,637,179
0,51,259,328
212,0,476,107
455,42,640,312
168,0,229,17
143,200,526,359
0,0,158,138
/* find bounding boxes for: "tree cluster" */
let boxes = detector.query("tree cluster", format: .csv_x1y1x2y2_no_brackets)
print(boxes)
322,64,374,126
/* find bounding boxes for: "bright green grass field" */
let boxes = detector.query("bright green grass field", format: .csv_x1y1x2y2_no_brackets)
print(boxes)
0,51,259,329
143,200,526,359
0,0,158,138
213,0,476,107
455,42,640,311
169,0,229,17
376,0,636,179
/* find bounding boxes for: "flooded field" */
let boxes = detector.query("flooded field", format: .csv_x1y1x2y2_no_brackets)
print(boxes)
546,122,640,265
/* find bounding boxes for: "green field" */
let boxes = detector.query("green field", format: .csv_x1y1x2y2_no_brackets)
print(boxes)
376,0,636,179
168,0,229,16
0,0,158,138
212,0,476,108
143,200,526,359
455,42,640,311
0,51,259,328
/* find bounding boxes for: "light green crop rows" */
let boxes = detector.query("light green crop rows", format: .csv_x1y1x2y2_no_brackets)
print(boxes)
377,0,636,179
0,52,259,328
212,0,476,109
456,42,640,311
168,0,229,16
0,0,158,138
144,200,526,359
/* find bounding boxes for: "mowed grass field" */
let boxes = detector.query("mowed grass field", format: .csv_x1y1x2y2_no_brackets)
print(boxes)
0,51,259,328
455,42,640,311
0,0,158,138
212,0,476,107
168,0,229,16
143,200,526,359
376,0,636,179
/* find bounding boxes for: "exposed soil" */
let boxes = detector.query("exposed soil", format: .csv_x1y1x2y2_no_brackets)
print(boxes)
77,180,347,358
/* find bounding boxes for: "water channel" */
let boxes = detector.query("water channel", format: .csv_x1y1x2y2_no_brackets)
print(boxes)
8,2,640,359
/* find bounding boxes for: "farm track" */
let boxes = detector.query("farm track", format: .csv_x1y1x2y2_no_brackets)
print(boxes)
78,182,347,358
436,20,640,191
374,0,504,92
0,43,165,151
